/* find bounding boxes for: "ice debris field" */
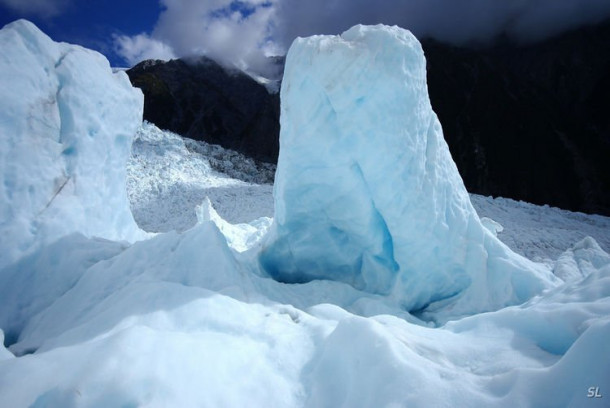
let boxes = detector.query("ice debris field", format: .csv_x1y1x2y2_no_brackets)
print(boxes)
1,20,609,407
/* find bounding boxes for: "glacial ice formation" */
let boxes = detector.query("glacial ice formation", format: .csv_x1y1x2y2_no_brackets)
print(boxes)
0,20,144,270
1,20,609,407
260,24,557,319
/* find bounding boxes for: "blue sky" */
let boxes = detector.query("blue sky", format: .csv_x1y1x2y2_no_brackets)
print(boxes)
2,0,610,70
0,0,162,66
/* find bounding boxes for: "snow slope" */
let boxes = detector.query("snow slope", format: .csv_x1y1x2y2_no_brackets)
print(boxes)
1,21,609,408
472,194,610,264
127,121,273,232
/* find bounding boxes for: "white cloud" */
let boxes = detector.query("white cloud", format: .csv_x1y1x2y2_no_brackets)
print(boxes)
114,0,610,69
114,0,278,71
114,33,176,67
153,0,277,70
0,0,71,18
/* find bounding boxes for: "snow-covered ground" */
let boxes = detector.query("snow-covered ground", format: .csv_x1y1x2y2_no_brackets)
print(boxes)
127,121,273,232
126,122,610,268
1,20,610,408
472,194,610,264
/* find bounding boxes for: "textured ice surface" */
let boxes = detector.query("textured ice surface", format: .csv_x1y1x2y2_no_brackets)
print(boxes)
1,219,608,407
553,236,610,282
196,197,272,252
1,21,609,408
0,331,13,361
471,194,610,264
260,24,557,319
127,121,273,232
0,20,144,269
0,234,127,347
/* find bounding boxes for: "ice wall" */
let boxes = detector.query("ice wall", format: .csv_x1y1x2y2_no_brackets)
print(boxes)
260,25,557,319
0,20,144,269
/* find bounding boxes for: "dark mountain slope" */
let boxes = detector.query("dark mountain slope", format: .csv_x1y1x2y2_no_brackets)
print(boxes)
127,57,280,163
127,20,610,215
424,19,610,215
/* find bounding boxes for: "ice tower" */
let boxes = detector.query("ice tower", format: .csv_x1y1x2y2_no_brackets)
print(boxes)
260,25,556,319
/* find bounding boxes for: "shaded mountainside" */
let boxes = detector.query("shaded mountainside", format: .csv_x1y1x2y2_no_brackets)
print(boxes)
127,57,280,163
127,20,610,216
424,19,610,216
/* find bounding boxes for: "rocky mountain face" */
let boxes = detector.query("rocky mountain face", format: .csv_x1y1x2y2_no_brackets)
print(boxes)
424,20,610,216
127,20,610,216
127,57,281,163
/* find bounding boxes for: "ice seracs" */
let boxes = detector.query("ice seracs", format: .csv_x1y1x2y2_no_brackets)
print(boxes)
0,20,144,270
1,20,609,407
260,24,558,319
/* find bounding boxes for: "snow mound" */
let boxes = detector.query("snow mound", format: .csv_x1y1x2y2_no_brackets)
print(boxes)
553,236,610,282
0,234,127,347
0,20,144,269
0,331,13,361
195,197,272,252
2,219,609,407
260,24,557,320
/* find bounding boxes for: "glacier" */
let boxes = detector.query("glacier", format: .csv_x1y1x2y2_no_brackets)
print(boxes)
260,24,557,320
127,121,274,233
1,20,609,408
0,19,144,270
